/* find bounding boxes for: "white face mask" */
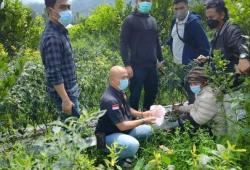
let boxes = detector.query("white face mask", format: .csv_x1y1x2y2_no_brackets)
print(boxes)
174,10,188,21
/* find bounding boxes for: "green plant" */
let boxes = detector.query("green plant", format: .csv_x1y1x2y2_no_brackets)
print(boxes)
192,141,245,169
0,0,44,55
225,0,250,37
157,51,195,104
104,142,123,170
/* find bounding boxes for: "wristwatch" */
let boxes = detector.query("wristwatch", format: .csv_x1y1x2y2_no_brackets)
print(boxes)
240,53,248,59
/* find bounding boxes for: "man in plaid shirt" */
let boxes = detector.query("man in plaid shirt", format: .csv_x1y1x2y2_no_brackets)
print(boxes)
40,0,80,119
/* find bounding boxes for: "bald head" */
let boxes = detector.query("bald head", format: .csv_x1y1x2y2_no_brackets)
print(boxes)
109,66,129,89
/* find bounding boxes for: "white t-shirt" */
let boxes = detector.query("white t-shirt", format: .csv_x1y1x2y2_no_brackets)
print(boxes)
171,11,190,64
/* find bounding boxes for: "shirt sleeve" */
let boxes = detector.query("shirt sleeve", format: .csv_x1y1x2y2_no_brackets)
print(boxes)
103,100,126,125
190,92,217,125
192,20,210,57
226,24,248,57
179,104,194,113
43,36,64,86
120,17,132,66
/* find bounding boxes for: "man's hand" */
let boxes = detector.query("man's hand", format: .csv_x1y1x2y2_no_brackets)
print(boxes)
172,105,180,113
143,116,156,124
142,110,153,118
125,66,133,78
196,55,209,63
62,99,74,115
157,60,165,69
238,59,250,74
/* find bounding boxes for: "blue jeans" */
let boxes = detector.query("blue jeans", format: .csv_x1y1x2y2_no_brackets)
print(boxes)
53,95,80,120
129,66,159,110
105,125,153,160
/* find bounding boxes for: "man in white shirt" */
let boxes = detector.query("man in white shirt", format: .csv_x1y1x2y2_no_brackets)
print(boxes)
167,0,210,104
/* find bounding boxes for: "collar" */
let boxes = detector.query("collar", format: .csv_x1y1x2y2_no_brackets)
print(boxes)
214,20,229,37
176,11,190,24
48,20,68,34
109,85,124,98
133,11,150,17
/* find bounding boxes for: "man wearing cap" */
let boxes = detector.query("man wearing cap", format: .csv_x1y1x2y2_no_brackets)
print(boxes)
163,67,227,137
95,66,156,166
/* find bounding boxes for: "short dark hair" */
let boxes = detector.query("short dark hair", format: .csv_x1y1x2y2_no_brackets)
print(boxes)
173,0,188,5
45,0,57,8
206,0,229,21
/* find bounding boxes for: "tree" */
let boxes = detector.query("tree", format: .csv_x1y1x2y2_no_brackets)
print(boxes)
0,0,44,56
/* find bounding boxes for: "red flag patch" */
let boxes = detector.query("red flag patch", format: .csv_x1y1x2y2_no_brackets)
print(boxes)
112,104,120,110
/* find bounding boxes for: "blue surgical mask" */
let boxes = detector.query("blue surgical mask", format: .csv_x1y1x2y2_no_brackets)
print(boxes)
190,85,201,94
138,2,152,14
59,10,73,27
119,79,129,91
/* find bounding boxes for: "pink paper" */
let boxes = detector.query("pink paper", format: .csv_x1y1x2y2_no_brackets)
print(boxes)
150,105,166,126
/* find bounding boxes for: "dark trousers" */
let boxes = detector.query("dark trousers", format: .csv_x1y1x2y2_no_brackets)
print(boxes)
129,66,158,110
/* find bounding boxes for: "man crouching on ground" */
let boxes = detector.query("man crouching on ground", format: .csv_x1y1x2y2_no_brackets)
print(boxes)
95,66,156,166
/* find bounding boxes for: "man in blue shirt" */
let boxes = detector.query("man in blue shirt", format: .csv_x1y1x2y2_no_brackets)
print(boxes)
40,0,80,119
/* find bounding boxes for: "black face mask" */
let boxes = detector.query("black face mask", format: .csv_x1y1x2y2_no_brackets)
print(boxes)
207,19,220,29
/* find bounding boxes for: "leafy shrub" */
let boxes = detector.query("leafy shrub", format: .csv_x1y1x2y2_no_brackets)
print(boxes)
0,0,44,55
84,0,124,44
151,0,173,41
225,0,250,37
72,35,122,109
0,117,97,170
0,56,56,131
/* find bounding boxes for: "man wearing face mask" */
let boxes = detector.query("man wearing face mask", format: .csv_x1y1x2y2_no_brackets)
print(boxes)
167,0,210,104
95,66,155,166
163,67,227,137
40,0,80,119
198,0,250,75
197,0,249,137
120,0,164,111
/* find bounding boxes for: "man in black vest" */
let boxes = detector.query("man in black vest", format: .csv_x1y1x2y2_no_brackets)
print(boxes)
95,66,155,165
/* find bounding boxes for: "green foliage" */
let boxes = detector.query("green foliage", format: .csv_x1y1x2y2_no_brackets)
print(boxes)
151,0,173,40
0,117,97,169
84,0,127,48
0,0,44,55
205,50,234,94
191,141,245,169
104,142,123,170
225,0,250,37
0,1,249,169
0,55,56,132
0,48,33,102
134,124,244,169
72,34,122,109
157,50,195,104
